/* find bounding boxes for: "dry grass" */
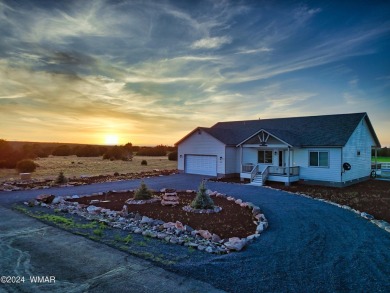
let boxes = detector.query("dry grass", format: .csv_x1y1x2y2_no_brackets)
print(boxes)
0,155,177,182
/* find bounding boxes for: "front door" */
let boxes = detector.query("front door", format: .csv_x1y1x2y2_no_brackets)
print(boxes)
279,151,283,167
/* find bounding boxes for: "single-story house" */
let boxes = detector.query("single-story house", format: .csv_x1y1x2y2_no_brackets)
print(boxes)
175,112,381,187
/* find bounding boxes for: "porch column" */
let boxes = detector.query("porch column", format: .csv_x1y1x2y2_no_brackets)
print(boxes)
240,146,243,181
286,147,290,186
375,147,378,171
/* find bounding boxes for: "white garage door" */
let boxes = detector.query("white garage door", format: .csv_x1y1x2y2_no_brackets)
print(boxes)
185,155,217,176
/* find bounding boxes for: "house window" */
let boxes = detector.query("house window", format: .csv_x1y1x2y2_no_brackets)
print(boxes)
258,150,273,164
309,151,329,167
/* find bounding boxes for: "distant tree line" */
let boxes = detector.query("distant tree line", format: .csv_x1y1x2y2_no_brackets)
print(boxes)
372,147,390,157
0,139,178,170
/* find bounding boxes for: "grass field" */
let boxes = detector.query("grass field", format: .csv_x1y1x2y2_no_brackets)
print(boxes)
372,156,390,163
0,155,177,182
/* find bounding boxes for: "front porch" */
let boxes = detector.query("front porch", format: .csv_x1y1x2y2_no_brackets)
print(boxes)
237,129,300,186
241,164,300,186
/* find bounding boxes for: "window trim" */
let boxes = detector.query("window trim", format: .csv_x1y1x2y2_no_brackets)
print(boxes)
308,150,329,168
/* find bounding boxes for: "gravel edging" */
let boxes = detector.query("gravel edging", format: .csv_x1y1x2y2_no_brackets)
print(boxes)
263,185,390,233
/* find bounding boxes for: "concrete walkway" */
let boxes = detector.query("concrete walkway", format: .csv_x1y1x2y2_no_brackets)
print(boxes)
0,206,223,293
1,174,389,292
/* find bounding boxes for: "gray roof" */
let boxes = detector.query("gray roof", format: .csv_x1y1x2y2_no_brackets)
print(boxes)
176,113,381,147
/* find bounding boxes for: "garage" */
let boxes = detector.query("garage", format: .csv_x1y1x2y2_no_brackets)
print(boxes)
185,155,217,176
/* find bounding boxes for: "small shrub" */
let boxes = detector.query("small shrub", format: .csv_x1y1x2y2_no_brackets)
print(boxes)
141,160,147,166
168,151,178,161
16,159,37,173
191,180,214,209
134,181,153,200
55,172,68,184
93,229,103,237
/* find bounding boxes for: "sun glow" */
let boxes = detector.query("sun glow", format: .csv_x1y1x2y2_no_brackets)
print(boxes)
104,134,119,145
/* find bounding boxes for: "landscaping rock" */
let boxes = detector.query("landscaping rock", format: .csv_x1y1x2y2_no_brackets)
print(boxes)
184,225,194,233
52,196,63,204
36,194,55,204
157,232,167,239
86,205,101,214
163,222,176,229
211,233,221,243
198,230,212,239
197,245,206,251
224,237,247,251
361,212,374,220
121,205,128,217
140,216,153,224
175,221,185,231
256,224,264,233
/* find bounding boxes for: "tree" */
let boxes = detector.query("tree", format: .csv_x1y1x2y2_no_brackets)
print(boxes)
168,151,178,161
190,181,214,209
0,139,13,160
16,159,37,173
134,181,153,200
52,145,72,156
75,145,100,157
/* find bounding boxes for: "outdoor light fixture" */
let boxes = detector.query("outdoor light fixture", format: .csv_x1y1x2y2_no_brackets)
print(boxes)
179,155,183,158
220,156,223,160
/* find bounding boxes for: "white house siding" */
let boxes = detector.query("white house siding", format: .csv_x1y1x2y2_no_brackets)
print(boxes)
178,130,226,175
294,148,342,182
242,148,258,165
225,147,240,174
342,118,375,182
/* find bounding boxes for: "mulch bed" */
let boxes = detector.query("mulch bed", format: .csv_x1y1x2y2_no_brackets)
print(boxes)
68,191,257,239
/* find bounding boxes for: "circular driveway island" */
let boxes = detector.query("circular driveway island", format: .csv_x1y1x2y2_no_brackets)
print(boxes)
1,174,389,292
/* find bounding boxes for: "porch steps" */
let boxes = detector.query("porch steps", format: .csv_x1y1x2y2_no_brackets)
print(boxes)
249,174,264,186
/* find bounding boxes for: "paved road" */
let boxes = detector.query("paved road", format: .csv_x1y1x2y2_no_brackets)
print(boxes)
1,174,389,292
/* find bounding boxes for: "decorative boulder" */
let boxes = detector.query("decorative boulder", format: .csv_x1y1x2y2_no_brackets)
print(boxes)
86,205,101,214
198,229,212,239
224,237,247,251
36,194,55,204
121,205,128,217
175,221,185,231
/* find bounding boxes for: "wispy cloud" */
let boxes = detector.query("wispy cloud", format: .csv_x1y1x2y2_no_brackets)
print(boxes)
191,36,232,49
235,47,273,54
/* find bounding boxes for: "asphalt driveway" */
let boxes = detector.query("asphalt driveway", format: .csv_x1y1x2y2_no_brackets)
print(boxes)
1,174,389,292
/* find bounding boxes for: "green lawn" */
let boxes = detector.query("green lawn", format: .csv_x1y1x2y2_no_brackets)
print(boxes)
372,156,390,163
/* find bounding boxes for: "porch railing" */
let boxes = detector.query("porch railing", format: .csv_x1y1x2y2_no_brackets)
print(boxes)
250,165,259,182
242,164,254,173
242,164,300,176
268,166,299,176
262,166,270,184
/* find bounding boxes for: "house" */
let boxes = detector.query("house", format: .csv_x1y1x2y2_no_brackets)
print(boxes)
175,112,381,187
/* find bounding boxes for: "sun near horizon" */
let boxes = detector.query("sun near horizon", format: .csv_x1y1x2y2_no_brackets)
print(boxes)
104,134,120,146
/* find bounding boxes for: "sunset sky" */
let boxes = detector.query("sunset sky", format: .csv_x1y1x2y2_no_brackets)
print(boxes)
1,0,389,146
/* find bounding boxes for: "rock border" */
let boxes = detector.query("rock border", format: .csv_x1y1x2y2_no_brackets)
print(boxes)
182,205,222,214
125,197,161,205
27,189,269,253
